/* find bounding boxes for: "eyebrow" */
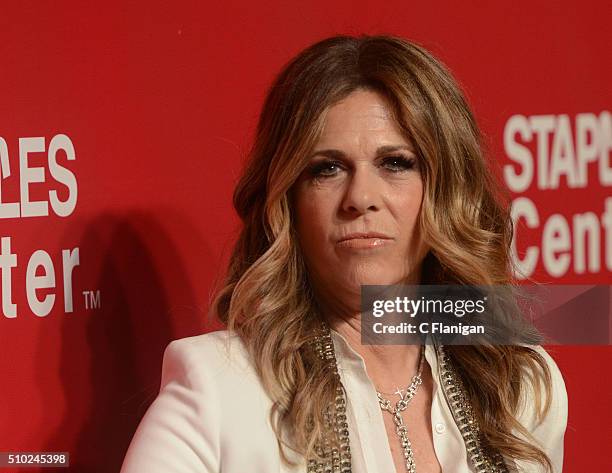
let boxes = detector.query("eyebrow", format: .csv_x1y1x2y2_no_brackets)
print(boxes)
308,145,415,160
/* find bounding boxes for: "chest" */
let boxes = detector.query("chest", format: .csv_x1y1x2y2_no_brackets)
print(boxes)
378,388,443,473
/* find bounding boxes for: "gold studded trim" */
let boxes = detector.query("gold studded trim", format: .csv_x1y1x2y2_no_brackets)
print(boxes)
435,343,510,473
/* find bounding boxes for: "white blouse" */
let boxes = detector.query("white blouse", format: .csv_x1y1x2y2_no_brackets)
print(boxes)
120,329,568,473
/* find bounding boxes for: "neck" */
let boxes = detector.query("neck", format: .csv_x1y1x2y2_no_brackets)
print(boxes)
327,315,424,395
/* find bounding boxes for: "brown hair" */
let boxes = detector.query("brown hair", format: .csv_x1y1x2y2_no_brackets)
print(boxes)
211,34,553,472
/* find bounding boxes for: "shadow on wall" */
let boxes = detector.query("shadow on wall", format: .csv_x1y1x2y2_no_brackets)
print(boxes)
38,209,219,472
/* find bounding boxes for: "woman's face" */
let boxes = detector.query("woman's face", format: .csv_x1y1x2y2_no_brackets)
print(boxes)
293,88,429,310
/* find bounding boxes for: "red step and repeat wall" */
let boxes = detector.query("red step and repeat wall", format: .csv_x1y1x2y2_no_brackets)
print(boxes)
1,1,610,471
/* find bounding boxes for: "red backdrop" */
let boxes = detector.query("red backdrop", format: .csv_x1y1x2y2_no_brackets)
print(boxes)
1,1,610,471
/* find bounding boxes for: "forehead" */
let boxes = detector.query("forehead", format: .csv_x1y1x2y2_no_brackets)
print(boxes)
316,89,407,146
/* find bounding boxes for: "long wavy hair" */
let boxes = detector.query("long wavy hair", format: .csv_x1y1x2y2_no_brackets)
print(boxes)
211,35,553,472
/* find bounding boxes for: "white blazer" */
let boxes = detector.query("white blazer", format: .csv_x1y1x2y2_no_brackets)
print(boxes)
120,329,568,473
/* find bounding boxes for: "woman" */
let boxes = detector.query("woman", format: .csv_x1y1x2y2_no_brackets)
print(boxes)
120,35,567,473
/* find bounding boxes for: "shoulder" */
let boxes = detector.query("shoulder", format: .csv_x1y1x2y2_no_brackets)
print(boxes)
121,330,279,472
160,330,285,465
160,329,257,390
514,344,568,472
516,344,568,426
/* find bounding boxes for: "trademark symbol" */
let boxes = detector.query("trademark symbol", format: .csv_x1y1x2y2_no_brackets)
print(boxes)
82,290,101,310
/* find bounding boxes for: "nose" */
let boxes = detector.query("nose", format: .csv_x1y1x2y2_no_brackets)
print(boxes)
340,164,381,214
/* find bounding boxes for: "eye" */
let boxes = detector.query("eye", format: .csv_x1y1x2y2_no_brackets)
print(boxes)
308,159,344,178
381,155,417,172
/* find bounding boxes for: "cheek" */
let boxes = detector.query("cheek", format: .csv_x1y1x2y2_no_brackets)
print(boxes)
391,186,424,232
294,193,332,247
402,198,423,222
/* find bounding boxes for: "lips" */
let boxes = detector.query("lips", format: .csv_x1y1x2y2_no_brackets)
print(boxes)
337,232,392,242
336,232,394,250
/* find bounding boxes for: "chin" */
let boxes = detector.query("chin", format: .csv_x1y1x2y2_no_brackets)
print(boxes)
343,272,403,289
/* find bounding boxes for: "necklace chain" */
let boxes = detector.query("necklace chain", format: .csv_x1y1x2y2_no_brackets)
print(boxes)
375,345,425,473
307,320,510,473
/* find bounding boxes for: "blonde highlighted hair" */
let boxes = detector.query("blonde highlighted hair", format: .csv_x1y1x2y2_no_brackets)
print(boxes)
211,35,553,472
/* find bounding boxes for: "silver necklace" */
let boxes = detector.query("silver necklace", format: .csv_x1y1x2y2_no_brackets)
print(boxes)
308,321,509,473
375,345,425,473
